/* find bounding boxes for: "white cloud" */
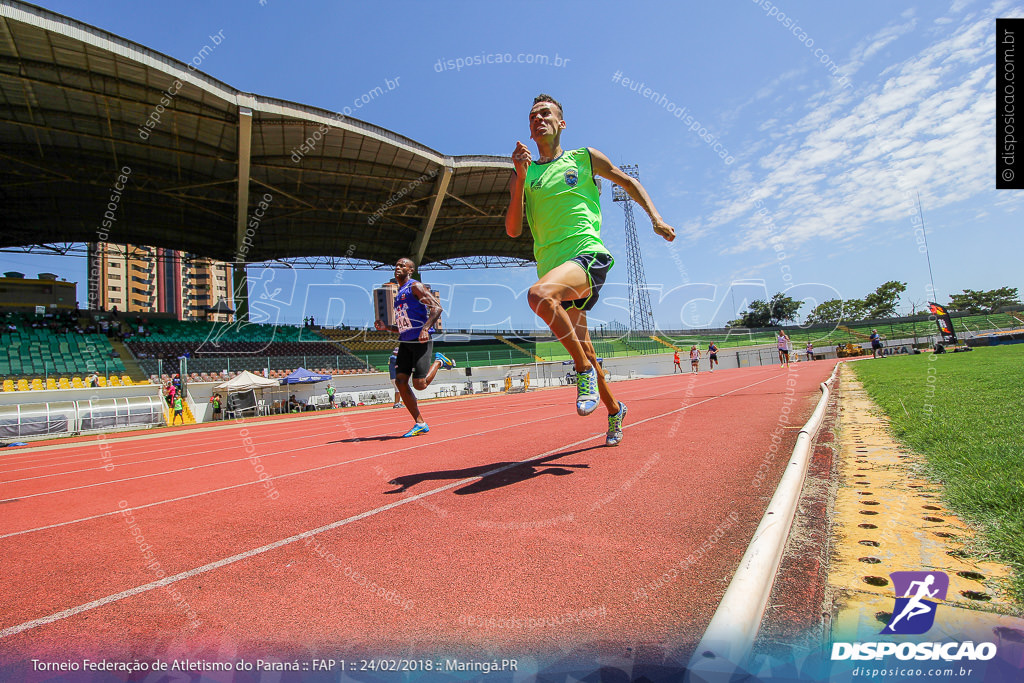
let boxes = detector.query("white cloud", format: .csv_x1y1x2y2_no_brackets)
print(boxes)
700,2,1021,258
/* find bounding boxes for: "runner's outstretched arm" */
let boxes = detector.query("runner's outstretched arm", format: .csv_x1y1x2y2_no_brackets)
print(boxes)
588,147,676,242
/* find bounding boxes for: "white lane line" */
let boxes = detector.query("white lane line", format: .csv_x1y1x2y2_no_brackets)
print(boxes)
0,369,742,498
0,392,554,475
0,397,567,483
0,400,570,499
0,371,792,639
0,390,520,467
0,371,782,537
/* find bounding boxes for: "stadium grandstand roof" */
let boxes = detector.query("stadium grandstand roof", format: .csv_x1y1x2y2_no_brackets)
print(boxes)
0,0,530,270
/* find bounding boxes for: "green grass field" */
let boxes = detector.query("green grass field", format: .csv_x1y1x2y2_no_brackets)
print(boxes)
852,345,1024,601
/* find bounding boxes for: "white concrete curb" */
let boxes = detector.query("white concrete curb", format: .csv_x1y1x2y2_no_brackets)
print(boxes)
687,362,842,680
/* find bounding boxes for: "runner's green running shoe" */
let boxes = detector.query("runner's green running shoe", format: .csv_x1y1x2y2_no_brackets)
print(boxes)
576,366,599,416
402,423,429,437
606,401,627,446
435,352,456,369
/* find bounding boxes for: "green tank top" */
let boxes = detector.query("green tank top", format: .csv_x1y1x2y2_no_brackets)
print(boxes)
523,148,611,277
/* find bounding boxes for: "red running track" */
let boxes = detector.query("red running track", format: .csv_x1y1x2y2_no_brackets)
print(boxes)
0,359,840,675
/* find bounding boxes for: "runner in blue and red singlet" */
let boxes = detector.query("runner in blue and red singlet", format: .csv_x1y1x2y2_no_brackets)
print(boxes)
374,257,456,437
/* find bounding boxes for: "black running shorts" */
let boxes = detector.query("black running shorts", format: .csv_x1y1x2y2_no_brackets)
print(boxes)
396,340,433,379
561,252,615,312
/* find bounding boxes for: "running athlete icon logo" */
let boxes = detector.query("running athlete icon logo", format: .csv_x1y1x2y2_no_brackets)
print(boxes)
882,571,949,635
564,168,578,187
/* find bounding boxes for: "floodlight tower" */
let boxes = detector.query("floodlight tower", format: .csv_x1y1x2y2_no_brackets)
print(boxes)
612,164,654,337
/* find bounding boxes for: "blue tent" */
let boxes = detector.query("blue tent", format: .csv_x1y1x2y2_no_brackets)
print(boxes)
281,367,333,384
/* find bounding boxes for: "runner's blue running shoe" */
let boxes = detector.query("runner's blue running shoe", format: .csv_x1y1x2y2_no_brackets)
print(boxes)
402,423,429,437
435,352,456,369
576,366,599,416
606,401,627,446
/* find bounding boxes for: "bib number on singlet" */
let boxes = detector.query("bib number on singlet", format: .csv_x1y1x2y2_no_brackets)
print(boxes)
395,305,413,333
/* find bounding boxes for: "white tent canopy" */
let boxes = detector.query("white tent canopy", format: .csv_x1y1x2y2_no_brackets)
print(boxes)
214,370,279,392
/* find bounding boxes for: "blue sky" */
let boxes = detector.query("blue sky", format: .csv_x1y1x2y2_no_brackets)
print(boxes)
6,0,1022,331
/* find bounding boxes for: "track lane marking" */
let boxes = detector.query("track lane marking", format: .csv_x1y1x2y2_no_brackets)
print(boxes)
0,371,795,638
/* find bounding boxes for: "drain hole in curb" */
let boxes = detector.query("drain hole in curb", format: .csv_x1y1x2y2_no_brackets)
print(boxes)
859,510,879,515
923,505,942,510
857,491,874,496
861,501,880,506
933,532,956,539
957,571,985,581
863,576,889,587
859,540,881,547
859,557,883,564
924,516,945,522
948,549,969,559
855,459,868,463
961,590,991,602
858,523,878,529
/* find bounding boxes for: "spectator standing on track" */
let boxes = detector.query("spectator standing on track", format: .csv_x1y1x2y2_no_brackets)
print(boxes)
689,344,700,374
870,329,884,358
505,93,675,446
388,347,403,409
374,258,455,437
708,341,719,372
776,330,791,368
673,350,682,373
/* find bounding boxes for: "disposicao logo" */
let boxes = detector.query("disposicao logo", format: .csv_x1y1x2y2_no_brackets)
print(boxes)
830,571,997,662
883,571,948,635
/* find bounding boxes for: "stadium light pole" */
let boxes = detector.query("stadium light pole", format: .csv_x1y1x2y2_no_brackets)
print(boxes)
612,164,655,339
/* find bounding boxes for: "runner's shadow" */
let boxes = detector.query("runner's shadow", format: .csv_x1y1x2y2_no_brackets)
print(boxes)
384,446,602,495
329,435,403,443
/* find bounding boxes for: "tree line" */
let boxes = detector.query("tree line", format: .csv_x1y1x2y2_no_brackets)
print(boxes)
727,283,1021,328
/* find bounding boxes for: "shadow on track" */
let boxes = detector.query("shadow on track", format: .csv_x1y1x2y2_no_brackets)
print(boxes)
384,447,603,495
329,435,404,443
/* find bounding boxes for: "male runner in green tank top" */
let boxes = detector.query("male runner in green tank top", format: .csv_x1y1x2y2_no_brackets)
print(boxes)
505,94,675,446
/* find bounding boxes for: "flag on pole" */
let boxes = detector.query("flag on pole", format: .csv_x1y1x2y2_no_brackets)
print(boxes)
928,302,957,344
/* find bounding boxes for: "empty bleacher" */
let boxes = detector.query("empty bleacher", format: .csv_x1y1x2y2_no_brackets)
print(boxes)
0,313,127,386
124,319,371,383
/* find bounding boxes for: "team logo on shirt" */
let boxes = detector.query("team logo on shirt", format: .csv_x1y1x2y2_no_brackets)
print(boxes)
564,168,578,187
